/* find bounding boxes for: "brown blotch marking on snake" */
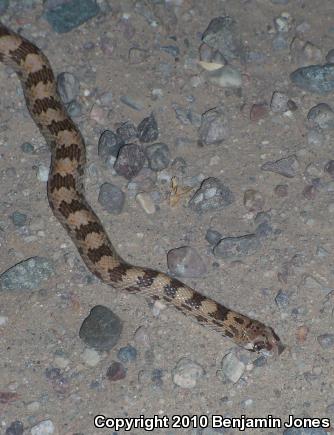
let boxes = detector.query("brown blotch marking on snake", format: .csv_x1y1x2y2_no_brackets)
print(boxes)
49,173,76,193
209,304,229,322
108,263,133,283
47,119,76,136
229,325,239,336
32,96,62,115
58,199,87,219
56,143,81,161
0,25,11,37
222,330,234,338
163,278,184,299
136,269,160,288
234,316,244,325
124,285,139,293
10,40,40,64
195,314,208,323
87,243,114,264
25,65,54,88
184,292,207,309
74,221,104,241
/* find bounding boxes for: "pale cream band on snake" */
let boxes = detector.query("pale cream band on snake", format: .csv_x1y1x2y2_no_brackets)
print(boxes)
0,22,285,356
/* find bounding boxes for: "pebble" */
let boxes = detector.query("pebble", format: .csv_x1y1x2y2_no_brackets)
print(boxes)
189,177,234,213
201,16,242,61
5,421,24,435
79,305,122,351
37,165,49,182
274,13,291,33
261,155,299,178
128,47,150,65
213,234,260,259
106,361,126,381
307,103,334,129
283,429,327,435
44,0,100,33
274,184,289,197
120,95,144,111
98,130,125,161
10,211,27,227
255,221,273,238
324,160,334,178
57,72,80,104
67,100,82,117
172,357,204,388
114,143,146,179
270,91,289,113
295,325,309,344
317,333,334,349
326,48,334,63
137,113,159,143
243,189,264,212
275,289,290,309
205,228,222,245
198,106,230,145
145,143,170,171
30,420,55,435
206,66,242,89
172,103,192,125
21,142,34,153
250,103,269,121
291,64,334,94
220,352,245,383
0,315,8,326
134,326,151,348
307,128,324,146
272,34,289,51
117,345,138,363
98,183,125,214
0,257,54,291
167,246,207,278
302,185,317,200
136,192,156,214
0,0,9,14
116,121,138,142
81,348,101,367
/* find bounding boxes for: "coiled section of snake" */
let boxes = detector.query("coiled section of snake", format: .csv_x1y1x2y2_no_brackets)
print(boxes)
0,22,284,355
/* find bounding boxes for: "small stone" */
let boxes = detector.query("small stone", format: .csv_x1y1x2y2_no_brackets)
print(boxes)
120,95,144,111
117,345,138,363
106,361,126,381
10,211,27,227
220,352,245,383
99,91,113,106
274,13,291,32
291,63,334,94
295,325,309,344
324,160,334,178
79,305,122,351
206,66,242,88
67,100,82,117
5,421,24,435
30,420,55,435
270,91,289,112
116,121,138,142
160,44,180,57
145,143,170,171
243,189,264,212
189,177,234,213
307,128,324,146
274,184,288,197
128,47,149,64
136,193,156,214
214,234,260,259
98,183,125,215
198,106,230,145
98,130,125,161
261,155,299,178
81,348,101,367
205,228,222,245
0,0,9,14
307,103,334,129
250,103,268,121
137,113,159,143
37,165,49,182
302,185,317,200
114,143,146,180
272,34,289,51
172,103,192,125
57,72,80,104
21,142,34,153
255,221,273,238
172,357,204,388
283,428,327,435
167,246,207,278
0,315,8,326
275,289,289,309
317,333,334,349
326,48,334,63
134,326,151,348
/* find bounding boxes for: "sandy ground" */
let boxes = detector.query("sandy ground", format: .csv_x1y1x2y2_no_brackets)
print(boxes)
1,0,334,434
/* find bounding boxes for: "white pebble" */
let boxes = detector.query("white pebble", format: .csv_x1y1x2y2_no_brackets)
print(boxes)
31,419,55,435
81,348,101,367
0,315,8,326
136,193,156,214
172,358,204,388
37,165,49,182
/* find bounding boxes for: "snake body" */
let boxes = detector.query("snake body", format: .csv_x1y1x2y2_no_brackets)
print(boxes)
0,22,284,355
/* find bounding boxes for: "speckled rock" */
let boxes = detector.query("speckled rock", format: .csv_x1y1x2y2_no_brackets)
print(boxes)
213,234,260,259
172,357,204,388
291,64,334,94
167,246,207,277
307,103,334,129
261,155,299,178
5,420,24,435
220,352,245,383
106,361,127,381
114,143,146,179
145,142,170,171
57,72,80,104
198,106,230,145
189,177,234,213
137,113,159,143
30,420,55,435
98,182,125,214
98,130,125,160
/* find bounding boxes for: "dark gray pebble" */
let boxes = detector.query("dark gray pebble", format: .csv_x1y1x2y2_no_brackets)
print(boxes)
324,160,334,178
0,257,54,291
255,221,273,238
326,49,334,63
213,234,260,259
57,72,80,104
291,64,334,94
114,143,146,180
44,0,100,33
189,177,234,213
145,143,170,171
106,361,127,381
160,45,180,57
198,106,230,145
116,121,138,142
205,228,222,245
167,246,207,278
0,0,9,15
98,183,125,214
275,289,290,308
119,95,144,111
67,100,82,117
137,113,159,143
261,155,299,178
172,103,192,126
317,333,334,349
307,103,334,129
79,305,123,351
284,428,327,435
5,421,24,435
21,142,34,153
117,345,138,363
98,130,125,161
10,211,27,227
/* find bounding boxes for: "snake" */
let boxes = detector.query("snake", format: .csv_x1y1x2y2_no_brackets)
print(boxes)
0,22,284,356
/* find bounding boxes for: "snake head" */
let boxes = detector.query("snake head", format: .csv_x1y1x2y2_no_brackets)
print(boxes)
242,322,285,357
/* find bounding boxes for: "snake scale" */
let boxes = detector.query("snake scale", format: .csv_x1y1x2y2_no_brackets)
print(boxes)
0,22,284,356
